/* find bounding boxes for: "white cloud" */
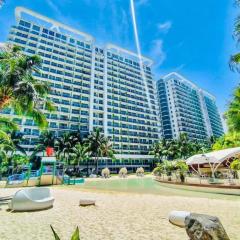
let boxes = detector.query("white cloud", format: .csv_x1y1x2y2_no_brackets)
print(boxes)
157,21,172,33
150,39,166,67
173,64,186,72
46,0,62,16
136,0,149,6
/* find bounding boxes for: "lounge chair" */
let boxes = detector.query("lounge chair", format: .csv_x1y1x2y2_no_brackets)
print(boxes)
168,211,190,228
8,187,54,211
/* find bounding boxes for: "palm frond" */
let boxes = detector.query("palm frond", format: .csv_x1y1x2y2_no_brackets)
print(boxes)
0,116,18,131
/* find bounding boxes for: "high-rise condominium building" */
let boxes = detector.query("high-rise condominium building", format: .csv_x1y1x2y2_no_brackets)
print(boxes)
4,7,161,169
157,72,224,140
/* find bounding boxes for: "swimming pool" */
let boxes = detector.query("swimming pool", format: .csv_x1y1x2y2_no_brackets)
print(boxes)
78,177,240,200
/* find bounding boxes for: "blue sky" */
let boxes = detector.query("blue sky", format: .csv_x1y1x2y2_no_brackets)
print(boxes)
0,0,238,115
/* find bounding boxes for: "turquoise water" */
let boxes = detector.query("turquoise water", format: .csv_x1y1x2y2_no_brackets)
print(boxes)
78,177,240,200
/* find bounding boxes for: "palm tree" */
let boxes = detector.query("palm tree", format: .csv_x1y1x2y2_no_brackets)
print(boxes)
33,131,56,156
70,129,83,145
86,128,108,174
150,142,160,158
55,132,76,165
225,87,240,132
8,130,26,155
0,138,15,177
177,133,192,159
226,1,240,132
72,143,89,167
165,139,179,160
230,0,240,70
0,44,55,128
100,140,115,166
0,116,18,142
149,139,169,167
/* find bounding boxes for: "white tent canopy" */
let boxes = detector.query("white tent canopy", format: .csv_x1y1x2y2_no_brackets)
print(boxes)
186,147,240,178
186,147,240,166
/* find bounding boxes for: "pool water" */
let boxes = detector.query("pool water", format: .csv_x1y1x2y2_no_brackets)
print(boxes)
78,177,240,200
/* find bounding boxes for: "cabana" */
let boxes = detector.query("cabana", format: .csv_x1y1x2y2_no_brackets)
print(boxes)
186,147,240,179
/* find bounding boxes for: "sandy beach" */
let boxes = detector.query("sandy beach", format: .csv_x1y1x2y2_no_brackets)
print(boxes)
0,185,240,240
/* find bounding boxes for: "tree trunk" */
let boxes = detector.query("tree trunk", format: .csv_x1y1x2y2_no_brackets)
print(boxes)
87,160,89,177
0,96,11,110
96,156,98,176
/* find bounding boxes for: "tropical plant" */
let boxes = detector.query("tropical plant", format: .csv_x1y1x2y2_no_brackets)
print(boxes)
161,160,175,181
100,140,115,160
212,132,240,150
177,133,192,159
0,137,14,177
225,87,240,132
225,0,240,132
33,131,56,156
230,158,240,179
119,167,127,178
0,44,55,128
152,164,164,176
55,132,76,165
10,154,29,172
230,0,240,70
230,158,240,171
101,167,110,178
8,130,26,155
175,160,188,183
0,116,18,142
70,129,83,145
50,225,80,240
150,133,209,162
72,143,89,167
86,128,108,174
149,139,168,164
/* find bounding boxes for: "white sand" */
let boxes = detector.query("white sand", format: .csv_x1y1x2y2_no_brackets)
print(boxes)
0,186,240,240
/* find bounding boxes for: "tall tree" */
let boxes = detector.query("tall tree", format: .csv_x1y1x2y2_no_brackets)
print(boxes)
225,87,240,132
33,131,56,156
8,130,26,155
226,0,240,132
86,128,108,174
72,143,89,168
0,116,18,142
0,44,54,128
55,132,76,165
100,140,115,164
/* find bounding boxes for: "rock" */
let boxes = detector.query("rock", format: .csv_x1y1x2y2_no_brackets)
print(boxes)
79,199,96,207
184,213,230,240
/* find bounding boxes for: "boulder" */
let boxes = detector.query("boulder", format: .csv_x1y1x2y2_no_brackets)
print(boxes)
184,213,230,240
